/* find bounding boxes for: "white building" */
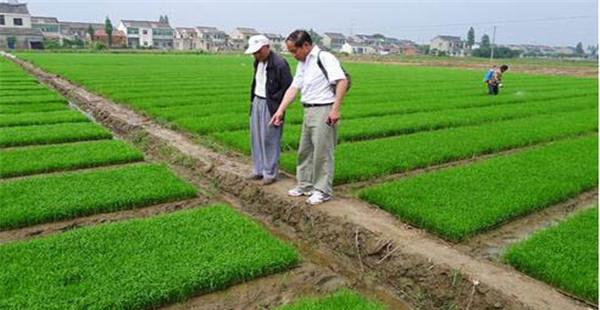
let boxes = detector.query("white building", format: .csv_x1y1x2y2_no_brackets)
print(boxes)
322,32,346,52
196,26,228,52
230,27,259,41
118,19,174,49
430,35,464,57
0,2,43,49
341,42,376,55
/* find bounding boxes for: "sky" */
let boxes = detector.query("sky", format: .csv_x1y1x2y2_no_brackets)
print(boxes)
22,0,598,47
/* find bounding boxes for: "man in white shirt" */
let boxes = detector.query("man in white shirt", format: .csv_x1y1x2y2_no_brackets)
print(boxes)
270,30,348,205
245,35,293,185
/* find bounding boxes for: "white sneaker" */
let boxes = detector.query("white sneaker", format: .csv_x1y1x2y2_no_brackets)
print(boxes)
288,186,313,197
306,191,332,205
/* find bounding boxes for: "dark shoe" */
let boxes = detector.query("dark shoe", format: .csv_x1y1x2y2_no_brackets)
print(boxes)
245,174,263,180
262,178,277,185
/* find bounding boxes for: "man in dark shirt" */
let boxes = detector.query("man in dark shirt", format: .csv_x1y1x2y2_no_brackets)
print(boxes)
245,35,293,185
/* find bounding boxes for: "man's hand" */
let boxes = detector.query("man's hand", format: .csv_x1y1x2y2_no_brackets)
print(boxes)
327,108,340,126
270,110,284,127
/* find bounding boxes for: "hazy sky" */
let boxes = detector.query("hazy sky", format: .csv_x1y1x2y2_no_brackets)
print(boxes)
23,0,598,47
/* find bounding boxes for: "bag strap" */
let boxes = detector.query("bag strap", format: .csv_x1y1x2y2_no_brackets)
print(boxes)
316,50,329,81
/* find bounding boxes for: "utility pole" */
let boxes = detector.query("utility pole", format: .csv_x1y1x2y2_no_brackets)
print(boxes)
490,25,497,62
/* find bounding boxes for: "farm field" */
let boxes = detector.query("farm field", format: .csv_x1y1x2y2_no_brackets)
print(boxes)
0,205,298,309
0,57,308,309
12,52,599,307
505,206,598,303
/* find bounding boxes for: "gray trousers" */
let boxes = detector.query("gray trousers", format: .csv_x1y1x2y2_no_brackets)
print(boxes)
250,97,282,179
296,104,337,195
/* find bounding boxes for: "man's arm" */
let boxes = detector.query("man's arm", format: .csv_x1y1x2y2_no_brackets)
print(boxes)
327,79,347,125
270,86,298,126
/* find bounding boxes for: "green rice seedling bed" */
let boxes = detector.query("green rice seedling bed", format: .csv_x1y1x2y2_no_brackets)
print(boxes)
505,207,598,303
0,139,143,178
0,122,112,147
359,136,598,241
0,110,88,127
0,163,197,230
281,109,597,184
0,205,299,309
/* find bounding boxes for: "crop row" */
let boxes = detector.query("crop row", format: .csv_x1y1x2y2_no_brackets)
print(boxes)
359,135,597,241
280,109,597,184
0,139,144,178
0,163,197,230
505,206,598,303
0,205,298,309
214,95,596,154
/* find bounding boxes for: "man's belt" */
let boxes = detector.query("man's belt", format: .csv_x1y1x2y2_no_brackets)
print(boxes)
302,102,333,108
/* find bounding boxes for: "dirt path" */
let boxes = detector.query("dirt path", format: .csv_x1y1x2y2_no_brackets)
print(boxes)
9,54,596,310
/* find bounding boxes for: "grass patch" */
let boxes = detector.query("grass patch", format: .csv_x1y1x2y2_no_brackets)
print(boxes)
0,163,197,230
505,207,598,303
277,289,386,310
0,205,299,309
0,102,67,114
0,110,88,127
0,140,143,178
359,135,598,241
282,109,597,184
0,122,112,147
215,95,596,154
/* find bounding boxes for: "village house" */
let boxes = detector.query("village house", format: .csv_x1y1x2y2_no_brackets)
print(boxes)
118,18,174,49
430,35,464,56
196,26,228,52
0,2,43,49
174,27,197,50
322,32,346,52
31,16,60,41
341,41,376,55
59,21,102,42
230,27,259,42
263,33,285,52
92,28,126,47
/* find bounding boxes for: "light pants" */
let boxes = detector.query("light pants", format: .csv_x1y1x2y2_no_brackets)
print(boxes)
250,97,282,179
296,104,337,195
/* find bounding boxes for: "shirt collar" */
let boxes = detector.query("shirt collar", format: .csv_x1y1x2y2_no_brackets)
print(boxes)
308,45,321,60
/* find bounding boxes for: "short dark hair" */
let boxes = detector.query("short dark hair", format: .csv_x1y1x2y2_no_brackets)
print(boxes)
500,64,509,72
286,30,312,47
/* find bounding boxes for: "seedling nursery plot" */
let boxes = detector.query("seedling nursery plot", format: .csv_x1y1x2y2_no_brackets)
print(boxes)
11,53,599,308
1,57,306,309
505,207,598,303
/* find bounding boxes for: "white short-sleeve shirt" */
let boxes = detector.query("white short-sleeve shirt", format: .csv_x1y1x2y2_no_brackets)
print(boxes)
291,45,346,104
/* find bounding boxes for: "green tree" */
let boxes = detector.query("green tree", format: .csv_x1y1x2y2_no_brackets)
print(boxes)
104,16,113,47
480,34,490,49
587,45,598,56
467,27,475,48
575,42,585,55
87,24,95,42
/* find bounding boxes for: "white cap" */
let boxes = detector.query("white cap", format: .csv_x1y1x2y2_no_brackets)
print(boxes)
244,35,270,54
